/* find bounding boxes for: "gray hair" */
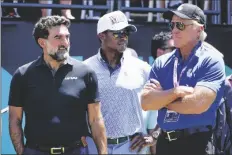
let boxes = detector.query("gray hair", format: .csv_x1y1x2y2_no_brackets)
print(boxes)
193,20,207,41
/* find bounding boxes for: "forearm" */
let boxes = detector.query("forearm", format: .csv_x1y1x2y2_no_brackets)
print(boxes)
167,95,206,114
91,119,107,154
9,120,24,155
149,144,157,155
166,101,196,114
168,85,217,114
141,88,179,110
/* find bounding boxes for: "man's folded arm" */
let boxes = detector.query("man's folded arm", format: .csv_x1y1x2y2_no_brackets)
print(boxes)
167,85,216,114
141,88,179,111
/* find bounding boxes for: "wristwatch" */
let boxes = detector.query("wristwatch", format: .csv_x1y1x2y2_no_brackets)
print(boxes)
152,130,160,140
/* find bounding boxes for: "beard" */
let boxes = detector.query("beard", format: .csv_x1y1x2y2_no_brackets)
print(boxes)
49,49,69,62
47,46,70,62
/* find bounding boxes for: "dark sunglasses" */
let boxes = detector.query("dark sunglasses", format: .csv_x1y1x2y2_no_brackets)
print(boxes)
108,30,130,39
161,46,176,51
169,22,193,31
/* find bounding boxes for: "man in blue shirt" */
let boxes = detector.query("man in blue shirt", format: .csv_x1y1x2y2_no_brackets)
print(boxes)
141,3,225,155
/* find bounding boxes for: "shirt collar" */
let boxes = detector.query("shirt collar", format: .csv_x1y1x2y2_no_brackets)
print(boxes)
35,54,74,67
97,48,125,65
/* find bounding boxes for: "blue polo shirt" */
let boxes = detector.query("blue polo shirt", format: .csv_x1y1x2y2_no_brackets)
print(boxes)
149,41,225,131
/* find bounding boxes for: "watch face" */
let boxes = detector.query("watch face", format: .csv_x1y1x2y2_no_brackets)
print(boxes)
152,131,160,139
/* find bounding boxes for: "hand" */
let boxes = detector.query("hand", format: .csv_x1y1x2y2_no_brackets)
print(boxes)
175,86,194,98
130,133,155,153
144,79,162,91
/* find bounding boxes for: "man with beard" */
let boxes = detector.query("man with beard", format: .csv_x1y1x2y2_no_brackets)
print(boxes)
84,11,155,154
8,15,107,155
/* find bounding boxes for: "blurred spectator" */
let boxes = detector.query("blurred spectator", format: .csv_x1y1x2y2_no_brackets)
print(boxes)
156,0,169,22
125,0,154,22
39,0,75,19
203,0,212,11
17,0,43,20
81,0,109,20
151,31,175,59
2,0,20,18
214,75,232,154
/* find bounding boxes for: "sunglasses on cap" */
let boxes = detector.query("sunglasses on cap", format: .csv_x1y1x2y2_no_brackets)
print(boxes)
108,30,130,39
169,22,194,31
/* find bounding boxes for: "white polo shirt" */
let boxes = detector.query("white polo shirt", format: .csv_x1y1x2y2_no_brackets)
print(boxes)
84,49,151,138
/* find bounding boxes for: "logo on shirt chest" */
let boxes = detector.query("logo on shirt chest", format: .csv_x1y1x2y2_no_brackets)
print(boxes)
186,69,193,78
64,76,78,80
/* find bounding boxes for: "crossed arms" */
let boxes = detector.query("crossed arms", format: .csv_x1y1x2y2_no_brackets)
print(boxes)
141,79,217,114
166,86,216,114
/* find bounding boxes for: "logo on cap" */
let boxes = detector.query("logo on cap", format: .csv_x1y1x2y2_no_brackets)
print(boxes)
109,15,125,25
177,5,184,11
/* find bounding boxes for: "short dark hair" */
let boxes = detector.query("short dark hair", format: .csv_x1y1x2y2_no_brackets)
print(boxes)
151,31,172,59
32,15,71,47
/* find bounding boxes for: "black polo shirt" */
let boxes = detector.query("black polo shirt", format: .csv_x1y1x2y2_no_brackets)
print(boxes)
8,55,100,146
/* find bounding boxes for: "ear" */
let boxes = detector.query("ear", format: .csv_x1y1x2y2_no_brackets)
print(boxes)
198,25,204,33
38,38,46,48
200,25,204,31
98,33,105,42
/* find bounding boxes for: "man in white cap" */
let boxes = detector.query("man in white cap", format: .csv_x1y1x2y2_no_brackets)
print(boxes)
84,11,156,154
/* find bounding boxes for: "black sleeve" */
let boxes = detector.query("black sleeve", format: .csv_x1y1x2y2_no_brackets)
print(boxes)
86,69,100,104
8,69,24,107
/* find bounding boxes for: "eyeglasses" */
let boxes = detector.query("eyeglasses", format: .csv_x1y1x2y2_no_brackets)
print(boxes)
169,22,194,31
108,30,130,39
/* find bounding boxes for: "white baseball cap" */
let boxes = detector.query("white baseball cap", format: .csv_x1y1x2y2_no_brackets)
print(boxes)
97,10,137,34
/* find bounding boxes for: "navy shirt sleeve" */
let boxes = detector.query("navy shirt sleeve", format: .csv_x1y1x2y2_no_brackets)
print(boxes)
196,56,225,93
8,68,24,107
86,69,100,104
